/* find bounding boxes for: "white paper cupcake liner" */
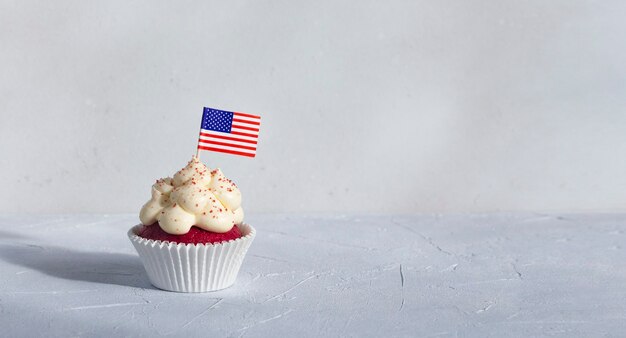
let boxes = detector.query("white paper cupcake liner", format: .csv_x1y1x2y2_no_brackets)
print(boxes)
128,223,256,292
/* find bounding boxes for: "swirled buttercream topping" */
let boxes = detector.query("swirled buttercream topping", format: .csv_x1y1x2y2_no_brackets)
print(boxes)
139,156,244,234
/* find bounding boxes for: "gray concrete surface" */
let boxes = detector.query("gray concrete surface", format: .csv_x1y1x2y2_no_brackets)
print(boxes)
1,213,625,337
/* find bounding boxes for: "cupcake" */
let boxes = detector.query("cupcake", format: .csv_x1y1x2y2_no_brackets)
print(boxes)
128,156,256,292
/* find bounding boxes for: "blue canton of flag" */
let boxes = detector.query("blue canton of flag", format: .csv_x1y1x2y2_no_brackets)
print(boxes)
201,108,234,133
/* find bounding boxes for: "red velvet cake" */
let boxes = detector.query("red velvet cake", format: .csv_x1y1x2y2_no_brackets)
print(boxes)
137,223,242,244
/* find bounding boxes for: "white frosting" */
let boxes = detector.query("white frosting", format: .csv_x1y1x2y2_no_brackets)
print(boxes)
139,156,244,234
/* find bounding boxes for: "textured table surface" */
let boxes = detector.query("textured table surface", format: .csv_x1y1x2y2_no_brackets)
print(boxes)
1,213,625,337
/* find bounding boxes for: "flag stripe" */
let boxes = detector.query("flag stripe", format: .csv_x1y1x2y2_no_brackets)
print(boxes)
232,118,260,126
232,117,260,124
198,146,256,157
199,139,257,151
231,127,259,135
233,111,260,119
231,124,259,132
199,136,255,148
230,130,258,138
202,129,257,141
200,132,258,144
198,142,256,154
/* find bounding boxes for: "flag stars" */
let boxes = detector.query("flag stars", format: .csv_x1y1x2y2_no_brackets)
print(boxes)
202,108,233,133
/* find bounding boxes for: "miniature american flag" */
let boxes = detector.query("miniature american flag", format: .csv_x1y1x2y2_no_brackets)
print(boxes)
197,107,261,158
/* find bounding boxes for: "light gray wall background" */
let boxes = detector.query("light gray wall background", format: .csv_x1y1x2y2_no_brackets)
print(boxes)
2,1,626,214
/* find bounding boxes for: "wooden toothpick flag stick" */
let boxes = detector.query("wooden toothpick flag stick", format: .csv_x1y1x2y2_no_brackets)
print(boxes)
196,107,261,158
